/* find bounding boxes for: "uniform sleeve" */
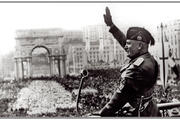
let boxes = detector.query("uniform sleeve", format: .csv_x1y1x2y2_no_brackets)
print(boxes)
99,64,148,116
99,87,131,116
109,24,127,48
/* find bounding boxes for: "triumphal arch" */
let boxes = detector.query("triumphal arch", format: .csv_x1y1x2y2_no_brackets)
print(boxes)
14,28,66,80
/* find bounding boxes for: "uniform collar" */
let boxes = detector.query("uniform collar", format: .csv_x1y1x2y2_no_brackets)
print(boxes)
120,52,151,73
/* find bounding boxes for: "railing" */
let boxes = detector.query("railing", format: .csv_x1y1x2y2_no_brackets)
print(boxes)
157,102,180,117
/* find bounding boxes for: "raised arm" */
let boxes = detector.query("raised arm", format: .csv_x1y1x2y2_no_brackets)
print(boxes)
103,7,127,48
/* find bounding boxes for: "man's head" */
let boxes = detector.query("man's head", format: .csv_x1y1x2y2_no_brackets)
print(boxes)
124,27,155,59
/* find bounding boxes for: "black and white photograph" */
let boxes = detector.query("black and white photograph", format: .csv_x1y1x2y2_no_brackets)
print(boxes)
0,0,180,118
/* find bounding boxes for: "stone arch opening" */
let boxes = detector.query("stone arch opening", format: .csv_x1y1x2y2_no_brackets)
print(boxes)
31,46,50,77
14,29,66,80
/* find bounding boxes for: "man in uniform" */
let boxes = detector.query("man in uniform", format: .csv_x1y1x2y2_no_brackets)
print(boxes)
97,7,161,117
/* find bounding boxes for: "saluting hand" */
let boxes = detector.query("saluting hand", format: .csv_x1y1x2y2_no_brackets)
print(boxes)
103,7,113,26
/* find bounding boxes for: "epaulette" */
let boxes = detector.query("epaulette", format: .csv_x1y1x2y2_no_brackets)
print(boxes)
133,57,144,66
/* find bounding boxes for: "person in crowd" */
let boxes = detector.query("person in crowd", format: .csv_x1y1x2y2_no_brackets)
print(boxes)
96,7,161,117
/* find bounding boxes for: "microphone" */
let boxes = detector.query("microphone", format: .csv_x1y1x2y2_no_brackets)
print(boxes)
81,69,89,78
76,69,89,116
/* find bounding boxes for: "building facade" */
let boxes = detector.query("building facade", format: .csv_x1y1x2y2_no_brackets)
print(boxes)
156,20,180,86
15,28,66,80
67,43,86,74
0,52,15,80
83,25,126,69
13,25,128,76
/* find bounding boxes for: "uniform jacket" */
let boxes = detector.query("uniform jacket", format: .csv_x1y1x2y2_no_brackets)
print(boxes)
99,25,160,117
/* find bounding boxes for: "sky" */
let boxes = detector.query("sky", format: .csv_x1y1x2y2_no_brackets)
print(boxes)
1,2,180,56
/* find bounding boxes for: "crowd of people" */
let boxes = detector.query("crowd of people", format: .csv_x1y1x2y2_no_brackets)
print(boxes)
4,67,178,117
22,68,179,115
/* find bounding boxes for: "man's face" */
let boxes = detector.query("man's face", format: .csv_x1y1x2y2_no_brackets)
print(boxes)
124,39,141,58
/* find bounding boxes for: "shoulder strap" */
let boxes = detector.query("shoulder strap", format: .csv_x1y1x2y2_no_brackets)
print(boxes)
133,57,144,66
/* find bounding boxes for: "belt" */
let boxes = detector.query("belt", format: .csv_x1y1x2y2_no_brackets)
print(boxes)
138,95,153,116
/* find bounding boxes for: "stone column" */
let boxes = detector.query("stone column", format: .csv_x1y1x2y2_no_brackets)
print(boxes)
21,58,24,80
51,56,55,76
17,58,23,80
29,57,32,77
57,57,61,77
27,57,31,78
49,56,52,76
14,58,19,80
60,55,66,78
